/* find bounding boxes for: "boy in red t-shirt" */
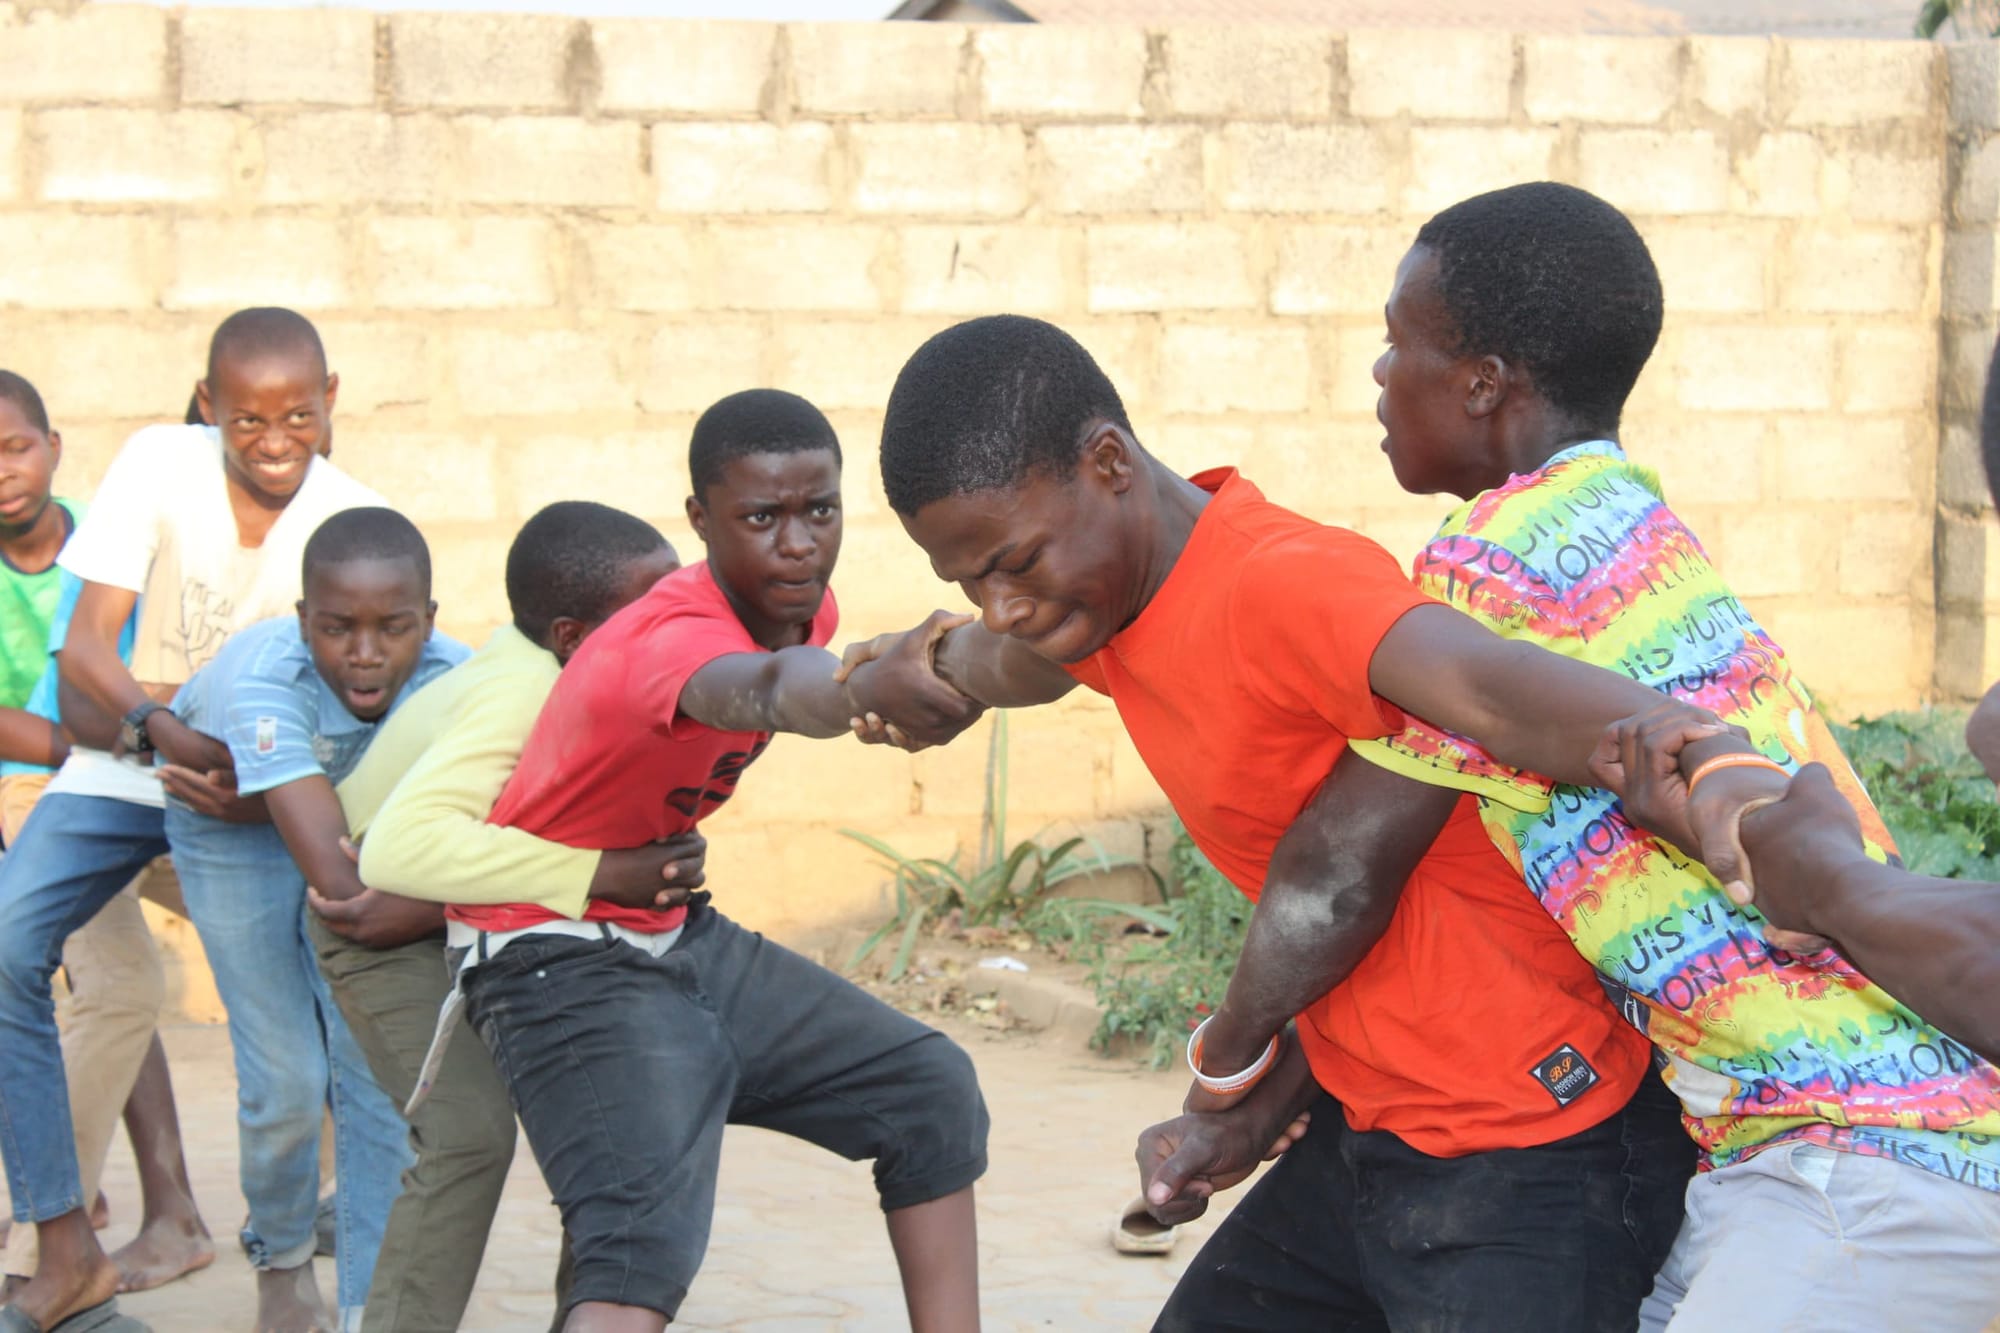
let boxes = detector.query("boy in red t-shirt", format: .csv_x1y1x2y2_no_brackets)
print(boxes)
450,391,987,1333
852,316,1786,1331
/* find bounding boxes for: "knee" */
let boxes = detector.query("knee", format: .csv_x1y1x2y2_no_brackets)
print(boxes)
64,946,165,1024
413,1098,516,1175
897,1035,989,1161
0,926,56,1006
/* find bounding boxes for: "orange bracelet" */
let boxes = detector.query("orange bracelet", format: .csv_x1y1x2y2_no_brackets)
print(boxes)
1684,751,1788,799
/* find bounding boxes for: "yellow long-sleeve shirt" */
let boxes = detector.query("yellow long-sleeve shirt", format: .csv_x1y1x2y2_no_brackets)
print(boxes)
337,625,594,918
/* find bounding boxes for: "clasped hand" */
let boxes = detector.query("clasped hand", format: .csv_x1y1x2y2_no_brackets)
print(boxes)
834,610,986,752
1590,703,1835,955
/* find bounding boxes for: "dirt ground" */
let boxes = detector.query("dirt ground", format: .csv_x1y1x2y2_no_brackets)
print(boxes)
39,1011,1241,1333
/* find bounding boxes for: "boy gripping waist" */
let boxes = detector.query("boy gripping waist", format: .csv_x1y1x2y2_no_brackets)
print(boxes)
1346,182,2000,1330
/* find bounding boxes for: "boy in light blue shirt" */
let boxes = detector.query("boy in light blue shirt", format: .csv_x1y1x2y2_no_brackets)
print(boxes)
162,507,466,1333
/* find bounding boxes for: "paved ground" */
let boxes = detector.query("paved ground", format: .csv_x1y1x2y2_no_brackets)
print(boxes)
47,1020,1241,1332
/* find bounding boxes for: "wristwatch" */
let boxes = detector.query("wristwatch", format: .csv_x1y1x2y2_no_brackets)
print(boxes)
120,701,167,756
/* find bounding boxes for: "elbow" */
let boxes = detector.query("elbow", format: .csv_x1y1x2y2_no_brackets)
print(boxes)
1263,857,1402,943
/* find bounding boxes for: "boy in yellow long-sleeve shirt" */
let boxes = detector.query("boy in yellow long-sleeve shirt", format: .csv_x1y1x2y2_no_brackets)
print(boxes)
303,501,704,1333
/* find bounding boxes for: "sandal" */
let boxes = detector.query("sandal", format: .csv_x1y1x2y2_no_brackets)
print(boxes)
1111,1194,1178,1256
0,1297,151,1332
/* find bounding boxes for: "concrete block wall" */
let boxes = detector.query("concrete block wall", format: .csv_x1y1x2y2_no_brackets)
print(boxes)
0,7,1972,938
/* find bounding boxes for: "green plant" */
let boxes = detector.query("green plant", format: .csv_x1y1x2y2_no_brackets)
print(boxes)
1833,708,2000,878
1084,827,1250,1068
843,712,1153,979
1917,0,2000,38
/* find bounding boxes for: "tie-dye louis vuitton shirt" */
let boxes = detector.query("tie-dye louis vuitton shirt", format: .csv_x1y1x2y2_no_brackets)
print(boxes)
1350,441,2000,1192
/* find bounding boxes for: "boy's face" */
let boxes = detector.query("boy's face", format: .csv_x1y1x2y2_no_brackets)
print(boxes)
0,397,58,539
297,557,435,722
199,351,338,505
899,426,1139,666
688,449,842,632
1373,245,1486,499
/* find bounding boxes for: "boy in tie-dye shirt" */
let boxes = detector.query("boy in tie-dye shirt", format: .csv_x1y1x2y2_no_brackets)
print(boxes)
1349,183,2000,1330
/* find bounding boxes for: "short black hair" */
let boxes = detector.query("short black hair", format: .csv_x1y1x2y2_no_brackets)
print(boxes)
506,501,670,643
0,371,50,435
207,307,327,384
688,390,842,499
1415,182,1662,430
1983,335,2000,513
302,507,431,598
880,315,1131,516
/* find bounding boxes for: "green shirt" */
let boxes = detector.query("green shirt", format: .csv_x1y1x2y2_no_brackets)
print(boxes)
0,498,79,711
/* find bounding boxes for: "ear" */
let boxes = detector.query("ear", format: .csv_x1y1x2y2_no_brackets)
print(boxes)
422,599,437,638
1081,421,1137,495
685,493,709,544
46,428,61,472
322,371,341,415
295,598,309,638
195,380,215,427
1465,356,1511,421
546,615,588,663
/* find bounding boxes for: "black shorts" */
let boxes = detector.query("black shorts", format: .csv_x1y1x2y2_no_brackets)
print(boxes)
461,904,990,1319
1155,1067,1696,1333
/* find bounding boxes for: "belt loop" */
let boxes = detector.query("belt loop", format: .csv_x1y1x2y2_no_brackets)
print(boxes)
477,931,490,963
597,922,613,943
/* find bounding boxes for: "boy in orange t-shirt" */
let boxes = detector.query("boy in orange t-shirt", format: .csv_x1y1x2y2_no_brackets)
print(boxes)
852,315,1785,1331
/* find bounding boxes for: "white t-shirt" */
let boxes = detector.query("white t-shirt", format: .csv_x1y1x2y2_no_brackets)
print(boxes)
46,424,384,807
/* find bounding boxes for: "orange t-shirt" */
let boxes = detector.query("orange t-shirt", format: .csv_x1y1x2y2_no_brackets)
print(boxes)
1067,469,1651,1155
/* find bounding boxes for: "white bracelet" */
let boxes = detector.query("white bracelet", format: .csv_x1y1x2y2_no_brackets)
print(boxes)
1185,1013,1280,1094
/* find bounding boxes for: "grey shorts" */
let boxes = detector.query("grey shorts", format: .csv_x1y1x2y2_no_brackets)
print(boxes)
460,903,990,1320
1640,1141,2000,1332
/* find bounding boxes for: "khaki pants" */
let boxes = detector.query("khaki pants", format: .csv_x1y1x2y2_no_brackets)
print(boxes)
309,914,519,1332
0,773,172,1278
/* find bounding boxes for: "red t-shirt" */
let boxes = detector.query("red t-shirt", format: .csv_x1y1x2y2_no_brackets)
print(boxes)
1067,469,1650,1156
452,562,840,935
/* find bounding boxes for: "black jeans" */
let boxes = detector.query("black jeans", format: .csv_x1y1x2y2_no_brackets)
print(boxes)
461,905,990,1320
1155,1067,1695,1333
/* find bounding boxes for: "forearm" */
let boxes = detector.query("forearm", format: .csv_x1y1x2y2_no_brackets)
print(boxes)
1373,607,1754,789
1195,1034,1319,1131
59,629,149,720
1812,863,2000,1065
932,624,1076,709
682,646,855,739
359,811,596,916
1199,755,1457,1072
266,778,370,901
0,709,65,768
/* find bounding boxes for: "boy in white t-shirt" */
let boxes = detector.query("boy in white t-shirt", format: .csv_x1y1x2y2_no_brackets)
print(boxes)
0,309,380,1333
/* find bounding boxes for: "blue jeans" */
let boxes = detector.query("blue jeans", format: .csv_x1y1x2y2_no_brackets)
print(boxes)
165,799,411,1318
0,793,167,1224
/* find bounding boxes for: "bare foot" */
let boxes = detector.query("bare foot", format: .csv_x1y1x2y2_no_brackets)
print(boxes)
1,1237,119,1329
112,1214,216,1293
89,1192,110,1232
255,1262,334,1333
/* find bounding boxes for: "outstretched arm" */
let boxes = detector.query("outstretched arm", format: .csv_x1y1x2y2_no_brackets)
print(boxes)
1370,604,1778,885
682,611,989,745
1370,604,1749,790
1188,748,1459,1090
834,618,1079,730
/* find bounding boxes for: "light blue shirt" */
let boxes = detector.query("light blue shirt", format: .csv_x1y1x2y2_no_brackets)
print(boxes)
173,616,468,796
